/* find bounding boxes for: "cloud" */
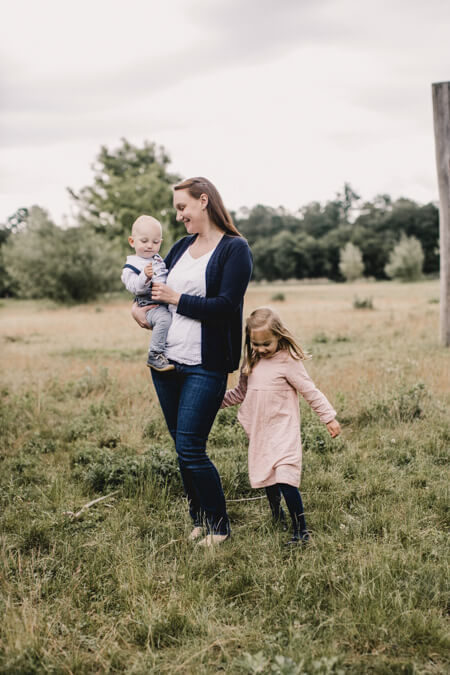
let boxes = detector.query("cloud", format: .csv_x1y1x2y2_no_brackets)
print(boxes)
0,0,447,220
0,0,342,118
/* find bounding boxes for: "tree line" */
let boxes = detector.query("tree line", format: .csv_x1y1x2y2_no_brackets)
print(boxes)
234,189,438,282
0,139,439,302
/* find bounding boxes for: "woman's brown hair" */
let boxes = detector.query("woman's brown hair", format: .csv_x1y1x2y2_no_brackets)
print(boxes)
174,177,242,237
243,307,309,374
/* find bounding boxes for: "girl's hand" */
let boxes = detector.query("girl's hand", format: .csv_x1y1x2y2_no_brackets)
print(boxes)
151,282,180,306
131,303,151,329
326,419,341,438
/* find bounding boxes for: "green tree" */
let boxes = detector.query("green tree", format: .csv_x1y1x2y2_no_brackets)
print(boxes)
354,197,439,278
250,231,331,281
251,236,278,281
236,205,302,246
336,182,361,223
0,207,33,296
68,138,183,253
272,231,299,279
385,199,439,274
300,201,338,238
384,234,424,281
0,227,12,296
3,207,122,302
339,242,365,281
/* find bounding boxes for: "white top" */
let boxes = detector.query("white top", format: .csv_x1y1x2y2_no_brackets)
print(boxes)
165,247,215,365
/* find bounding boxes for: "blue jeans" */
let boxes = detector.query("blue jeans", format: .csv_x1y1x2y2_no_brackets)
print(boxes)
151,363,229,535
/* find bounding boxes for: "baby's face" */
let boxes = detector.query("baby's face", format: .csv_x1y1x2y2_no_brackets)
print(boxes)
129,223,162,258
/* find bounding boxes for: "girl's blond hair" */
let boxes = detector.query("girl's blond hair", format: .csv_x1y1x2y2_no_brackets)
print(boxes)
243,307,309,374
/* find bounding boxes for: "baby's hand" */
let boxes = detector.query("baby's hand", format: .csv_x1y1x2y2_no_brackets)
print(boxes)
326,419,341,438
144,263,153,279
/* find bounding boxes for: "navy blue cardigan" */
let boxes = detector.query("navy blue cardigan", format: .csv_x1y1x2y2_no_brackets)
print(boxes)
164,234,253,373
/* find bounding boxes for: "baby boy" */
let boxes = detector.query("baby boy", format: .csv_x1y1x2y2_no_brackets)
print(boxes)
121,215,174,372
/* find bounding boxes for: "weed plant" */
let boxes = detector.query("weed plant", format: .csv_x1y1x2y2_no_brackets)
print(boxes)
0,281,448,673
271,292,286,302
353,296,374,310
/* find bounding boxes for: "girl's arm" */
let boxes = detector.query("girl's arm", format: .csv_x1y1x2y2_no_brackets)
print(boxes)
220,371,248,408
286,359,337,424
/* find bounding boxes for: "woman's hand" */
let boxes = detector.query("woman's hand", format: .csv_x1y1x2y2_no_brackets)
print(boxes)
131,303,151,329
326,419,341,438
151,282,181,306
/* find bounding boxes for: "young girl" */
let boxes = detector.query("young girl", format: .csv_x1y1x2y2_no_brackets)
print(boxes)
221,307,341,545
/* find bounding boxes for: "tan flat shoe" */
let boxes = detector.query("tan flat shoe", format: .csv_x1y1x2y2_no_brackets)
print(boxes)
188,526,204,541
197,534,229,547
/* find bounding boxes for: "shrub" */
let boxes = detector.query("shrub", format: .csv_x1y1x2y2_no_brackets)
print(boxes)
149,608,198,649
142,417,168,441
209,407,247,447
23,432,57,454
3,207,122,302
63,401,113,442
385,234,424,281
353,296,374,309
312,332,329,343
70,367,112,398
271,292,285,301
301,410,344,454
339,242,364,281
354,382,428,427
71,446,180,494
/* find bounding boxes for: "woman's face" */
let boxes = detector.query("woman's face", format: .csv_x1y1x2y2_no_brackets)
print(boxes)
173,189,207,234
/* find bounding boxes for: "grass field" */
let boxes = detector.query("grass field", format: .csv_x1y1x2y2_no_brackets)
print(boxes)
0,280,449,674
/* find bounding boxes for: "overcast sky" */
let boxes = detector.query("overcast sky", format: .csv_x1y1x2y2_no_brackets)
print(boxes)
1,0,449,224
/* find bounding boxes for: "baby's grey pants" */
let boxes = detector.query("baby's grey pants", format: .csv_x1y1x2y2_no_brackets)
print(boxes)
145,305,172,356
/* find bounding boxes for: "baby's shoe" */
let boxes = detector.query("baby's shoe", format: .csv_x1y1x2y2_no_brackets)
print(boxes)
146,353,174,372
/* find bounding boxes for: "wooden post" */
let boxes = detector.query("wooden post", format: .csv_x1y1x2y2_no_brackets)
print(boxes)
432,81,450,346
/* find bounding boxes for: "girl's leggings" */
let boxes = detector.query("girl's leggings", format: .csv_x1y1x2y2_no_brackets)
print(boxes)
265,483,307,537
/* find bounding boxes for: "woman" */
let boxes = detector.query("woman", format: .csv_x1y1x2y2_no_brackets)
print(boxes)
134,177,252,545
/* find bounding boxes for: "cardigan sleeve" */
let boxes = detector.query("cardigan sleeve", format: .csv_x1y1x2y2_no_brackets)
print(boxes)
285,359,337,424
220,370,248,408
176,237,252,321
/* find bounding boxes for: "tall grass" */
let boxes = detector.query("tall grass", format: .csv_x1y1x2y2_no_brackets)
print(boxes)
0,280,448,673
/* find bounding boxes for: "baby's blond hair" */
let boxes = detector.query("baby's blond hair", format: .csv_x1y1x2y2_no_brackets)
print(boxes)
131,215,162,237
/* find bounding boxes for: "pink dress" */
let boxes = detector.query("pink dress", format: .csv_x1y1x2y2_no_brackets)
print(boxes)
221,351,336,488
